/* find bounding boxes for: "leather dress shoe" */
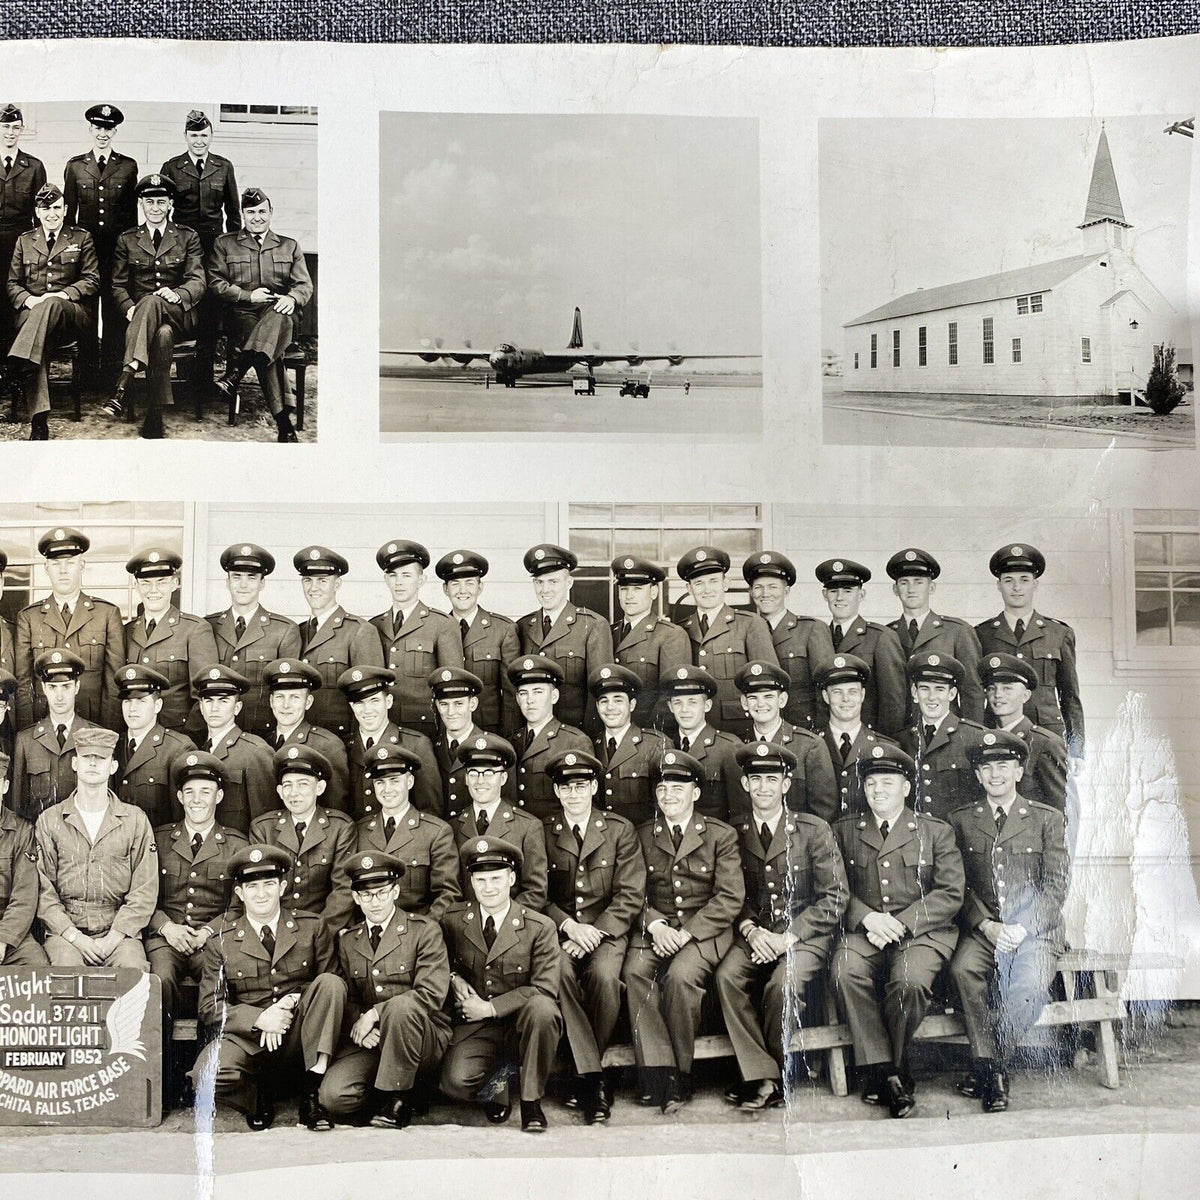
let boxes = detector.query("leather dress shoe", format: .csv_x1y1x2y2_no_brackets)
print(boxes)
724,1081,752,1106
520,1099,548,1132
982,1067,1009,1114
739,1081,784,1111
370,1093,413,1129
245,1083,275,1132
298,1087,334,1131
885,1073,916,1119
583,1076,610,1125
483,1101,511,1125
956,1069,984,1099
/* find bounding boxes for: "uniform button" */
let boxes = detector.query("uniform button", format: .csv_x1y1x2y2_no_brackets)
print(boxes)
376,984,384,993
882,861,889,868
190,871,198,878
880,879,888,886
881,895,890,903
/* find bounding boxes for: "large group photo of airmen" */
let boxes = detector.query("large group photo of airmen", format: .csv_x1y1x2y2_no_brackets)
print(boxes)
0,104,313,442
0,527,1082,1133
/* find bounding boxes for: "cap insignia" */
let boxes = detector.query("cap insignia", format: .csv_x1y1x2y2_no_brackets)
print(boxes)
352,670,362,682
984,733,996,745
361,856,373,869
905,550,917,561
51,651,62,663
1012,546,1023,556
833,656,846,668
476,839,489,852
695,549,707,561
872,746,884,758
677,668,688,679
534,548,545,560
249,849,263,863
186,754,198,766
928,654,940,666
833,561,844,571
475,738,487,749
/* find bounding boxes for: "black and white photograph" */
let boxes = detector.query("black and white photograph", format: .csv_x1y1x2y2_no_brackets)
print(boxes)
379,113,763,439
820,117,1194,450
0,102,318,443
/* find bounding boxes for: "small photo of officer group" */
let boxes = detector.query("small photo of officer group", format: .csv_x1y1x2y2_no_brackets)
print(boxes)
0,101,318,443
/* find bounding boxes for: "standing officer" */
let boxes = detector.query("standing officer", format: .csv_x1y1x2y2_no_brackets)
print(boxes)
263,659,349,813
976,544,1084,767
610,555,690,733
716,742,848,1110
622,749,744,1111
0,103,45,357
898,651,987,822
194,843,345,1132
319,851,452,1128
207,543,302,739
6,183,99,440
116,664,197,827
439,835,562,1133
159,109,240,399
816,558,907,738
590,664,669,827
429,667,488,819
516,543,613,735
15,526,124,729
123,547,219,731
435,550,520,735
676,546,778,739
370,539,463,738
886,548,983,723
0,753,47,965
543,748,646,1124
106,174,206,436
0,669,13,767
743,550,835,730
948,731,1068,1113
831,745,964,1118
1,551,12,676
294,546,385,741
63,103,138,387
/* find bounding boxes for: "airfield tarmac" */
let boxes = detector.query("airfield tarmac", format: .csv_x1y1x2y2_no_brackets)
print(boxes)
379,371,763,439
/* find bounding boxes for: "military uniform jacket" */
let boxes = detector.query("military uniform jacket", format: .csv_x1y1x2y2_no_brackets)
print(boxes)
899,717,988,822
636,811,743,946
0,807,39,950
833,807,964,953
770,611,836,728
435,723,487,819
337,910,451,1026
110,222,206,312
370,603,464,736
517,603,614,730
512,718,592,819
733,810,847,950
160,152,241,240
949,798,1068,946
831,618,908,737
441,899,560,1020
206,606,302,737
990,715,1068,813
0,151,45,234
890,611,984,723
124,607,220,731
248,806,355,917
299,607,387,740
274,722,350,814
7,226,99,307
11,716,100,822
203,726,275,834
147,820,248,948
348,722,442,819
676,723,744,822
1,615,13,675
15,592,125,728
460,608,520,733
198,908,334,1036
747,720,838,823
594,724,669,827
63,151,138,248
612,614,691,724
543,808,646,937
976,612,1084,756
118,724,197,828
822,725,898,818
208,228,313,311
680,605,779,729
453,803,549,914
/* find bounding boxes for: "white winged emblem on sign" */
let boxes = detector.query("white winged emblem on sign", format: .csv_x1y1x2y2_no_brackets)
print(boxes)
105,972,151,1060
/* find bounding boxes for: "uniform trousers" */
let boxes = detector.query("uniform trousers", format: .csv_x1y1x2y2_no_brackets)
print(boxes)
8,295,90,414
44,932,149,969
147,944,206,1018
0,933,49,965
226,307,297,414
558,938,626,1076
121,294,199,409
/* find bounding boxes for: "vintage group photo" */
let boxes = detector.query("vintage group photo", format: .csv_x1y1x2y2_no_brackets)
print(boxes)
0,500,1192,1152
0,101,318,443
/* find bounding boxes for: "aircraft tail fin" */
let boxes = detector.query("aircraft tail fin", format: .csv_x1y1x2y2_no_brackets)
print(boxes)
567,306,584,350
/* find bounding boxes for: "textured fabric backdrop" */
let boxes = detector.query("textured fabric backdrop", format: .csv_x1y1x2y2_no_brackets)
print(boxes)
0,1,1195,44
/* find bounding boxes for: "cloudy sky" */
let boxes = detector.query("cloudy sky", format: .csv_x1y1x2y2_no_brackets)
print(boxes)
819,116,1193,349
380,113,761,354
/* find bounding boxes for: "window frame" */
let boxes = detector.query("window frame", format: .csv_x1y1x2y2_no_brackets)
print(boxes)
1081,336,1092,364
948,321,958,366
982,316,995,365
892,329,900,369
218,104,319,126
918,325,927,367
870,333,877,369
1012,337,1022,364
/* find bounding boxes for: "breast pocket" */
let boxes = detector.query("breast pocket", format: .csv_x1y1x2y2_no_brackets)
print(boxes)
468,647,501,685
1032,647,1061,686
77,638,104,669
26,768,53,808
269,250,294,287
557,652,585,685
157,655,189,685
709,645,747,680
224,253,254,285
402,647,434,677
901,843,928,890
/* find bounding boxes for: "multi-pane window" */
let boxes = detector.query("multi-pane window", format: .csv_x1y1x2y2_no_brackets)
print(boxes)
1015,293,1044,315
853,352,859,370
918,326,927,366
892,329,900,368
1081,337,1092,364
1030,293,1043,312
1012,337,1022,363
1132,510,1200,645
218,104,319,125
870,334,877,368
983,317,994,364
948,322,958,365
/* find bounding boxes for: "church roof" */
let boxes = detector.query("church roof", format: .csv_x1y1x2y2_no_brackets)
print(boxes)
1080,127,1130,228
844,253,1105,327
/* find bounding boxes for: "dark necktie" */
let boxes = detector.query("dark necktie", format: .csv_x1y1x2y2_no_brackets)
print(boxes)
839,731,852,761
393,610,404,634
274,732,285,749
46,232,56,254
460,617,469,642
3,155,11,174
254,232,264,247
145,618,156,638
671,824,683,850
448,738,459,757
607,736,617,761
304,617,317,645
618,621,631,644
96,155,106,174
235,616,246,640
369,924,381,951
924,724,936,746
1014,618,1026,643
384,816,396,841
152,228,162,251
483,914,496,948
879,820,890,841
541,612,552,640
678,735,690,753
833,623,843,648
364,736,375,751
572,823,584,850
195,157,205,176
699,613,709,636
476,809,489,834
127,737,138,761
260,924,275,958
61,602,71,625
760,821,772,848
56,724,66,748
908,619,919,645
294,821,307,843
191,831,203,855
994,807,1007,834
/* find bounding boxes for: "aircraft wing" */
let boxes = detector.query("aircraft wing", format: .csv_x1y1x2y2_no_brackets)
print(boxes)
568,352,760,366
384,347,492,365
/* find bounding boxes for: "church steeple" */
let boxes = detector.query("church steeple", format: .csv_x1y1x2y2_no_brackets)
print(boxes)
1079,125,1131,251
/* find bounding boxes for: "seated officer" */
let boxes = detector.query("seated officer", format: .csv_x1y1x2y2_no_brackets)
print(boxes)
194,844,346,1132
439,835,562,1133
831,746,964,1119
193,665,275,834
264,659,349,813
0,755,47,965
0,668,13,764
948,731,1069,1113
123,547,219,731
716,742,848,1110
209,187,313,442
590,663,669,827
734,661,837,822
340,666,442,819
116,664,197,827
429,667,488,819
451,733,548,913
543,749,646,1124
248,745,354,925
319,851,452,1129
817,654,898,818
978,653,1067,813
898,651,987,822
622,749,744,1112
34,726,158,968
659,665,743,822
6,182,99,441
11,650,99,822
509,655,591,821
